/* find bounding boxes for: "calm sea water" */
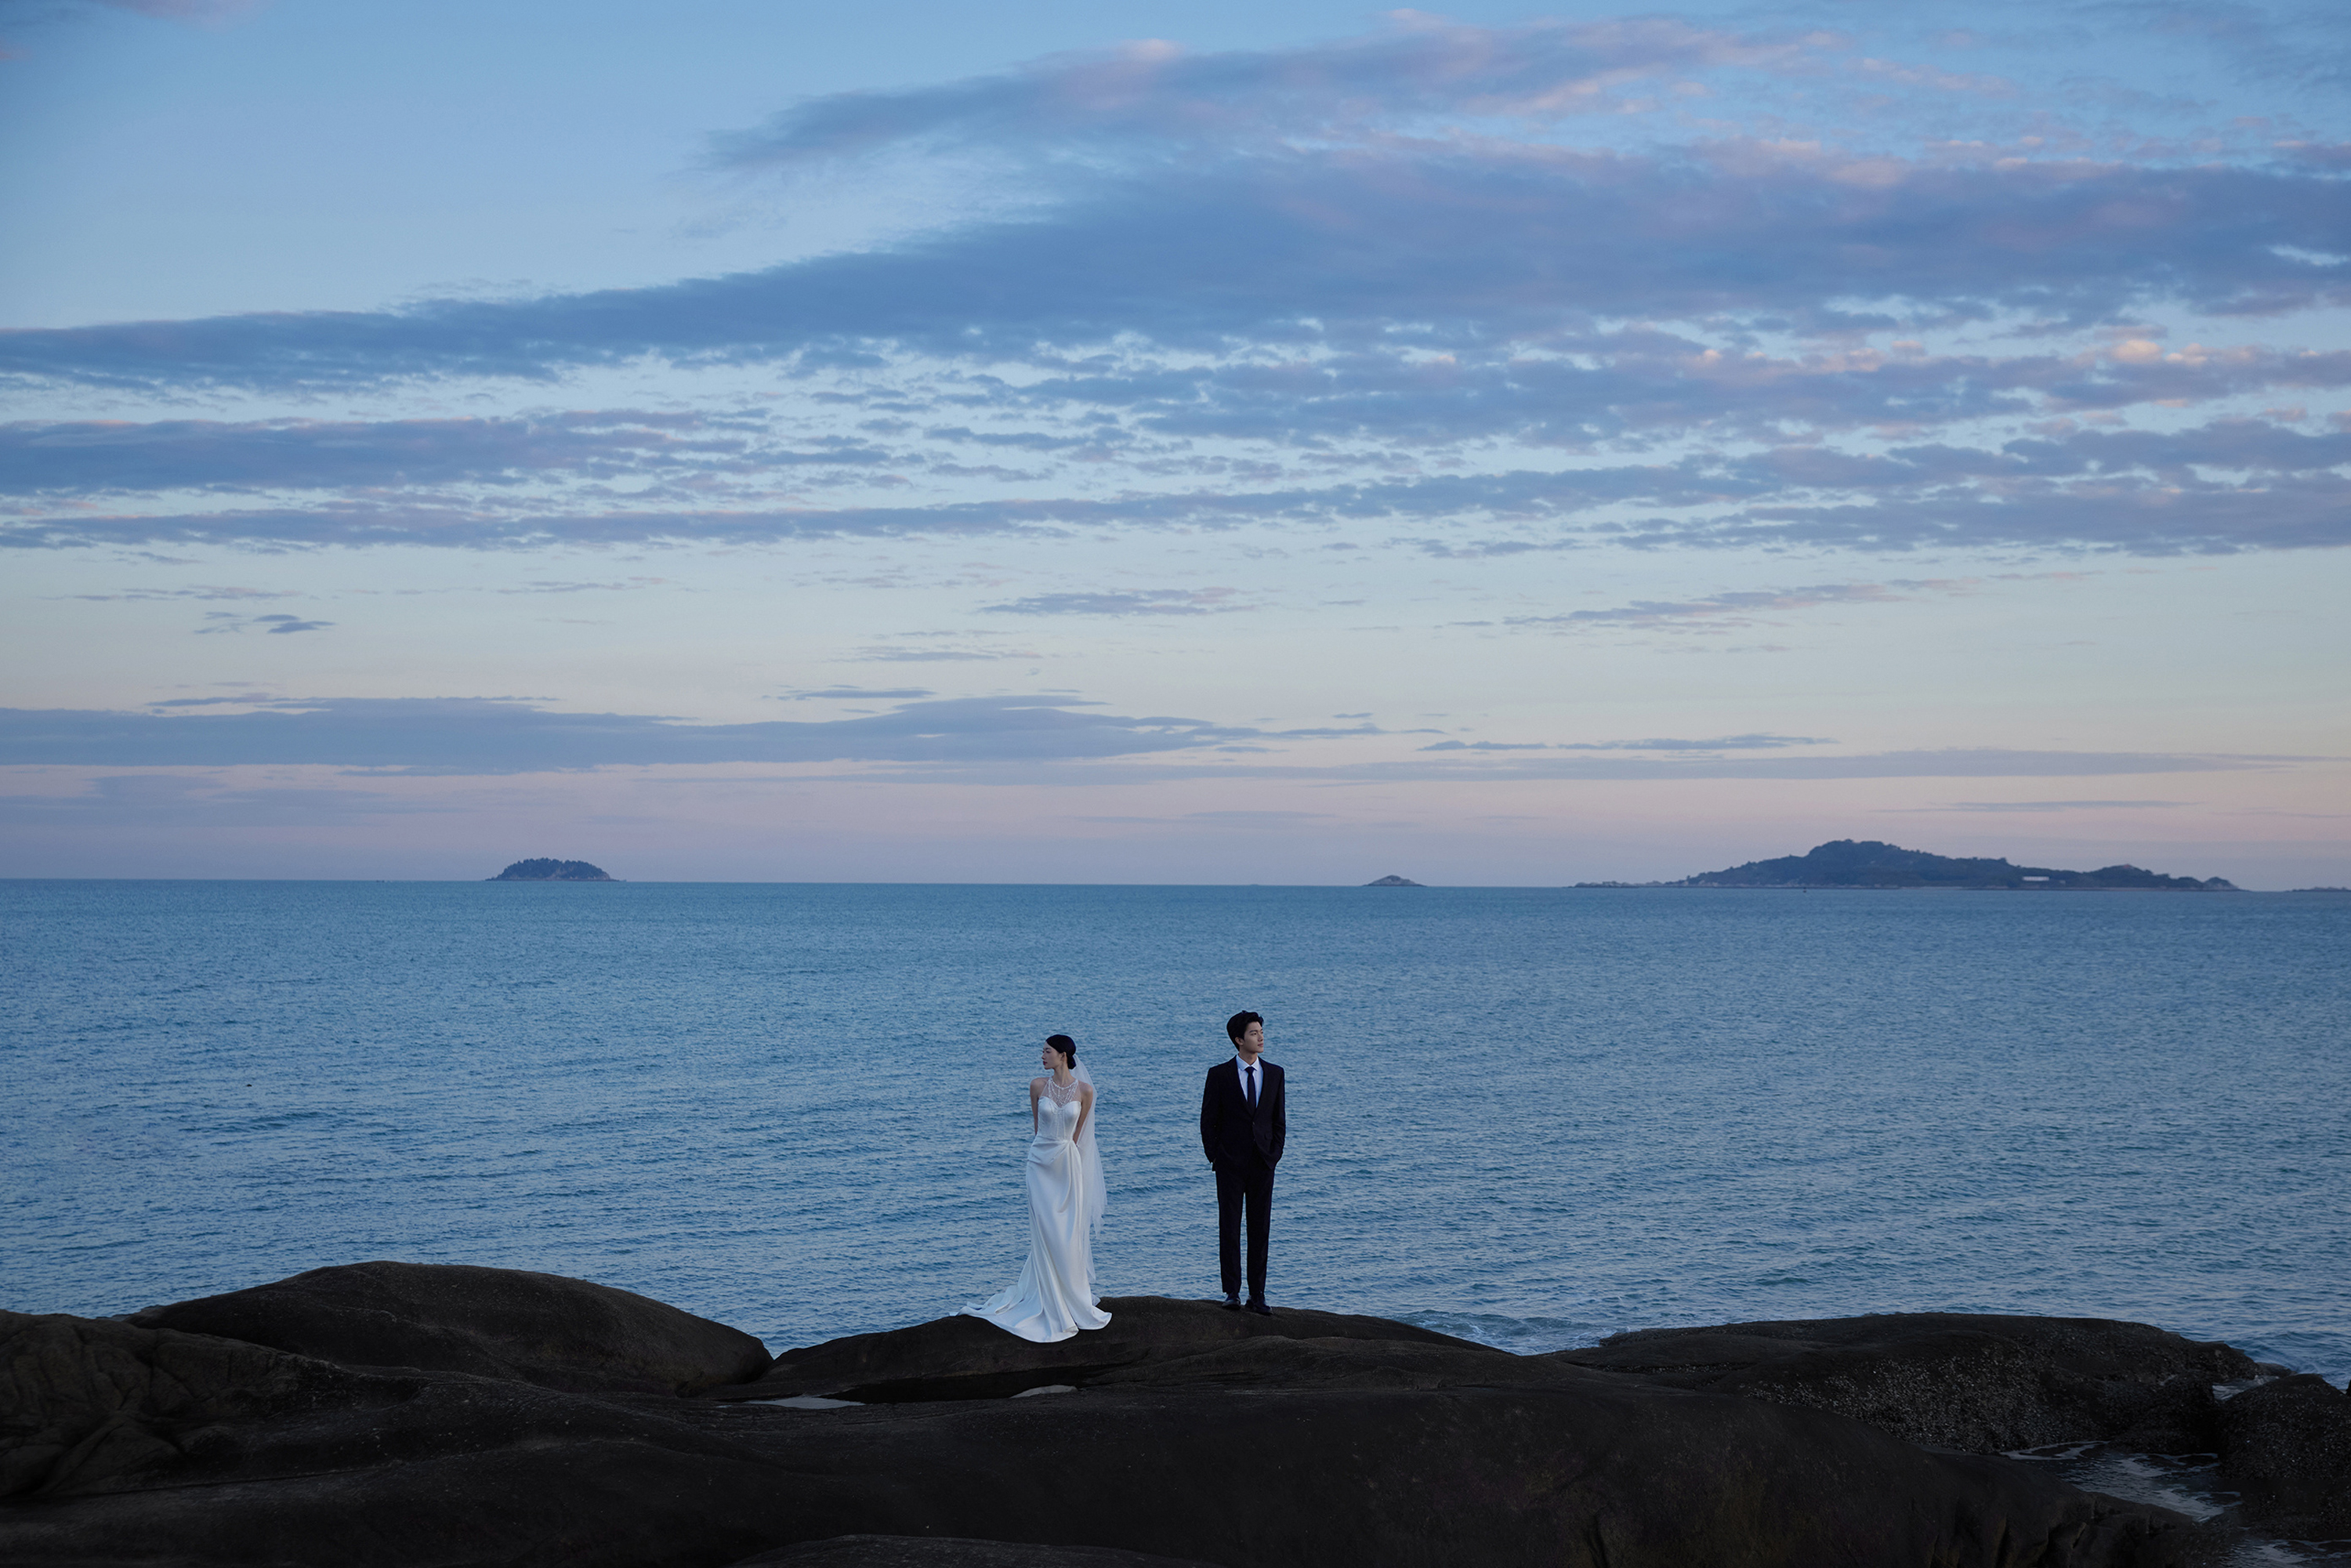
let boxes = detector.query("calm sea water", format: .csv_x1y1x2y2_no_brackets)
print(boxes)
5,882,2346,1386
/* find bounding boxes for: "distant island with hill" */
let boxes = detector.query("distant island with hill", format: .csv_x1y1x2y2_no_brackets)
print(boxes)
1364,874,1425,887
488,859,615,882
1578,838,2237,891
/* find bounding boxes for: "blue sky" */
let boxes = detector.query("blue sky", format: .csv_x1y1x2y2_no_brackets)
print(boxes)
2,0,2346,883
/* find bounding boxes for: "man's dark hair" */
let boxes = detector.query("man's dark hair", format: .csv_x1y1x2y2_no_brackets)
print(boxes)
1226,1011,1263,1045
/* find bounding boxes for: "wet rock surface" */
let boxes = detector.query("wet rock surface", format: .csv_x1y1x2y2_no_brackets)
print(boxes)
128,1261,771,1396
2217,1373,2351,1537
0,1269,2267,1567
1551,1312,2259,1453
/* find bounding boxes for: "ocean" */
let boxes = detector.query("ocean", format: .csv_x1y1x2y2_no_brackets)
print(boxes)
5,880,2346,1389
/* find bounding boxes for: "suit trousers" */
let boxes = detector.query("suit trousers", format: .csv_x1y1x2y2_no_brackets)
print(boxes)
1215,1157,1275,1301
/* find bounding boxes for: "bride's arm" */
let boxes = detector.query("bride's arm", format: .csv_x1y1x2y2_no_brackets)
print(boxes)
1030,1077,1043,1133
1072,1082,1094,1143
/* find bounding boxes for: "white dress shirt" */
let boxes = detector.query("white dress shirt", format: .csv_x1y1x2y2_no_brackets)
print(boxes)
1233,1055,1264,1107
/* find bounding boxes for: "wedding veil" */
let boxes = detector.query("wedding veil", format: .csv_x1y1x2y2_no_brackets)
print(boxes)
1070,1059,1108,1280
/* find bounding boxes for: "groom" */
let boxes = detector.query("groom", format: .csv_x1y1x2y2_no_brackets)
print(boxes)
1200,1009,1285,1316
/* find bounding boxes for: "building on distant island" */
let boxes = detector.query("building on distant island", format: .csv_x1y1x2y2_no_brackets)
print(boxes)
488,859,615,882
1364,875,1425,887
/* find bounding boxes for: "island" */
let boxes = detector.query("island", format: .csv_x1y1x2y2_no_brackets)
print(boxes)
1577,838,2237,890
487,859,615,882
1363,874,1425,887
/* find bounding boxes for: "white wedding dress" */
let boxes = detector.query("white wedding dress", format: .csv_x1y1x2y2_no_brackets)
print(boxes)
960,1072,1111,1342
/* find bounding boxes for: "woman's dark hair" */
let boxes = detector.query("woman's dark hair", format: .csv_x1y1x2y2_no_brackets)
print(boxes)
1225,1011,1263,1045
1046,1034,1078,1064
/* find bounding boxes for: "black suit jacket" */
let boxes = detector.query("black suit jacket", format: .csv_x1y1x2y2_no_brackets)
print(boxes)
1200,1058,1284,1171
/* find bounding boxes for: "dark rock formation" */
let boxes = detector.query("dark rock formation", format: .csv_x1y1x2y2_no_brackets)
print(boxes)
1361,875,1423,886
733,1539,1223,1567
1552,1312,2259,1453
1674,839,2237,890
0,1309,2210,1568
1,1273,2248,1568
490,858,614,881
0,1308,824,1563
714,1381,2203,1568
2217,1374,2351,1537
0,1309,368,1500
129,1261,770,1396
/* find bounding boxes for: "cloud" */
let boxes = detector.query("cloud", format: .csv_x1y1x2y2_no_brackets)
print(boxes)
0,774,451,829
2,0,267,31
1069,340,2351,451
495,578,673,595
979,588,1242,616
9,412,2345,557
1506,581,1947,630
807,747,2317,788
9,433,2342,562
845,635,1042,663
0,414,818,494
16,343,2351,498
1178,809,1331,822
2108,2,2351,94
846,647,1033,663
711,21,1831,169
1421,733,1835,751
62,584,298,603
3,21,2348,566
6,27,2349,398
1904,798,2186,812
193,612,331,635
773,686,936,701
0,694,1276,773
95,1,259,18
148,689,285,707
0,691,2316,788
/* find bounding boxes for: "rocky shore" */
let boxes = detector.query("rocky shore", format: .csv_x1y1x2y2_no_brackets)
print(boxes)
6,1262,2346,1566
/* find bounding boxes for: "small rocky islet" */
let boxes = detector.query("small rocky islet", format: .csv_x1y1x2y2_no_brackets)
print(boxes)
7,1262,2347,1566
487,858,615,882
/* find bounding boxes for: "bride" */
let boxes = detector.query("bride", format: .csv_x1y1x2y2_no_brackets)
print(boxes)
959,1034,1112,1342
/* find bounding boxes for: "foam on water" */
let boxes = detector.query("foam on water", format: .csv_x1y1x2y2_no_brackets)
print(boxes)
2004,1440,2351,1566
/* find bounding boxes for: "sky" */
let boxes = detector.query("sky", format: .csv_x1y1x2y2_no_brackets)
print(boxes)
2,0,2346,885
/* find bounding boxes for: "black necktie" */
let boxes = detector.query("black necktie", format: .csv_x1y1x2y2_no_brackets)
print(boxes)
1244,1065,1257,1107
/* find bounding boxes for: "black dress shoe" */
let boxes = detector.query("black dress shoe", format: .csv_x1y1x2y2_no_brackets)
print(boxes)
1246,1299,1273,1316
1220,1294,1241,1310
